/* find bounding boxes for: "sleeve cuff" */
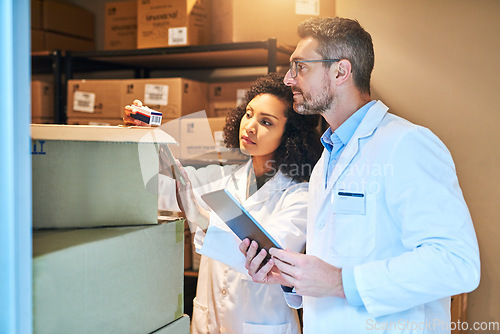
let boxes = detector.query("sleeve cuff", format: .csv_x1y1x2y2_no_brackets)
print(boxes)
281,286,303,309
342,266,364,307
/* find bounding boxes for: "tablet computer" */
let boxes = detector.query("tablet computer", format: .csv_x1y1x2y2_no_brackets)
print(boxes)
201,189,283,253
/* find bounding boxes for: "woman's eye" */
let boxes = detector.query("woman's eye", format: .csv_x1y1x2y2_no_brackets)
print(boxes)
245,112,252,118
261,120,272,126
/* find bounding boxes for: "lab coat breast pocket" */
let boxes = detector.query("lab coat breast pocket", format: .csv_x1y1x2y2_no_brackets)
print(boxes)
331,192,377,258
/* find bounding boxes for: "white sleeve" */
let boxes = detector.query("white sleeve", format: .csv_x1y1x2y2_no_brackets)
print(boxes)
157,163,239,211
354,127,480,317
195,211,250,276
282,288,303,309
197,182,309,278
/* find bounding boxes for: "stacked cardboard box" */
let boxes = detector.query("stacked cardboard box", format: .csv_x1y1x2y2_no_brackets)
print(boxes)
67,78,252,123
31,81,54,124
66,118,124,126
152,315,190,333
105,0,138,50
33,223,185,333
31,0,95,52
104,0,210,50
31,124,176,228
31,124,189,333
206,81,253,117
66,79,124,121
66,78,208,124
122,78,207,119
103,0,335,50
211,0,336,46
137,0,210,49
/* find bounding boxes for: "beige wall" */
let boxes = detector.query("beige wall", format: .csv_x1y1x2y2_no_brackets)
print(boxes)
336,0,500,325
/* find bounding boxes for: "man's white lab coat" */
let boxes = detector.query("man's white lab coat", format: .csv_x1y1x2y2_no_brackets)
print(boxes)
295,101,480,334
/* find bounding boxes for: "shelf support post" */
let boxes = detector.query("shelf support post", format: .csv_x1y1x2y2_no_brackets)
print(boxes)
267,38,278,73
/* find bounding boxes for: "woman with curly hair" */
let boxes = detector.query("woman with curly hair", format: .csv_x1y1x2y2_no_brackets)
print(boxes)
124,72,322,334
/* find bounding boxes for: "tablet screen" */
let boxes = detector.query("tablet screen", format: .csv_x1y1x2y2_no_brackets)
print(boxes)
201,189,283,252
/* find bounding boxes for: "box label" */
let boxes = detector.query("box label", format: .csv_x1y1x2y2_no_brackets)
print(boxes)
150,111,163,126
236,89,247,106
73,91,96,113
144,84,169,105
168,27,187,45
296,0,320,16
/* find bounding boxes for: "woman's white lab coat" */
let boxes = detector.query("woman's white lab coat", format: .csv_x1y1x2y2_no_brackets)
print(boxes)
158,160,308,334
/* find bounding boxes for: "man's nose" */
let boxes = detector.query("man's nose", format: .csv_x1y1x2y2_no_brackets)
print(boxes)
283,70,296,87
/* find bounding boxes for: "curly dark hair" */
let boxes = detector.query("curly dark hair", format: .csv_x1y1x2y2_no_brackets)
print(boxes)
223,72,323,182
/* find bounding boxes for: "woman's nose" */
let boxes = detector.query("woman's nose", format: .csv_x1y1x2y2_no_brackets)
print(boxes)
283,69,296,87
245,119,257,133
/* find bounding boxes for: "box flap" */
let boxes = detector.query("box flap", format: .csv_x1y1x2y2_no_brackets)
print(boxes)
31,124,177,144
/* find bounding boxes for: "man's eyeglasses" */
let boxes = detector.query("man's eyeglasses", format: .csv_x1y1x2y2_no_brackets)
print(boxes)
289,59,341,78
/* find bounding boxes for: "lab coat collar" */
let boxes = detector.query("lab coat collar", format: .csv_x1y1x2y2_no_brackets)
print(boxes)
323,100,389,196
230,160,295,206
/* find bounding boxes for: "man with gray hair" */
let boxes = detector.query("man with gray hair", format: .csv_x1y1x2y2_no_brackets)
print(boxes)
240,17,480,333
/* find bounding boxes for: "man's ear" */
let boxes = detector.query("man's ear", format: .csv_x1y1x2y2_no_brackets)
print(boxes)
335,59,352,82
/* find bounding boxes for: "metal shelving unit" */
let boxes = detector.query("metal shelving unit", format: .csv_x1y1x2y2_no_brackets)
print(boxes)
32,39,294,123
31,50,64,123
66,39,293,78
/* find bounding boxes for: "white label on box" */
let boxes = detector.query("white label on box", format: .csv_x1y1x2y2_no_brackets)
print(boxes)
236,89,247,106
73,91,95,113
169,27,187,46
296,0,320,16
149,111,163,126
144,84,168,106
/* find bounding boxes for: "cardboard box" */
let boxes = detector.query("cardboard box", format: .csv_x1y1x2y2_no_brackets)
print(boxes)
31,29,45,52
33,221,184,334
161,115,223,160
211,0,336,46
68,78,207,120
31,29,95,51
184,221,192,269
31,117,55,124
105,0,137,50
42,0,95,40
137,0,210,49
122,78,208,119
31,0,42,30
152,315,190,334
31,81,54,118
161,115,247,164
207,81,252,117
67,117,124,126
67,79,123,119
31,124,177,229
32,30,95,52
44,30,95,51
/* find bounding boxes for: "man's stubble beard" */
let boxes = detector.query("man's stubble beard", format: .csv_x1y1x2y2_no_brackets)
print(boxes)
293,75,334,116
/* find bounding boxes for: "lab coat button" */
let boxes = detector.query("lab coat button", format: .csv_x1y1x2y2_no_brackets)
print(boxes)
221,289,227,295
